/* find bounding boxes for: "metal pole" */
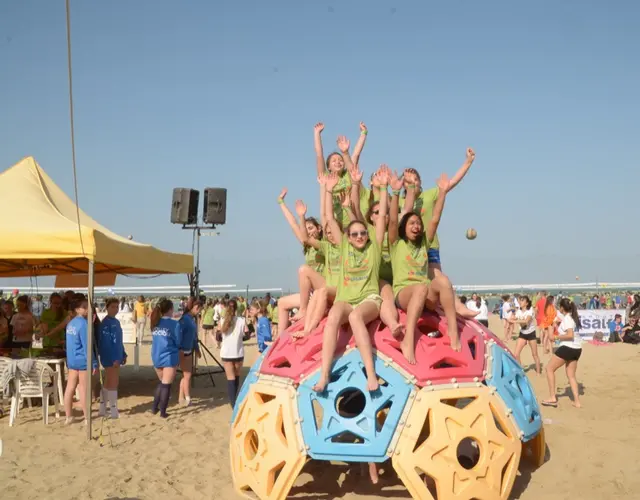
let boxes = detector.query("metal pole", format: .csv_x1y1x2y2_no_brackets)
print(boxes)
85,260,95,440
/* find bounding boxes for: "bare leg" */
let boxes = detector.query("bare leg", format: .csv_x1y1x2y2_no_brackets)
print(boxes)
379,280,401,337
397,284,429,364
428,275,460,351
428,264,476,319
313,302,351,393
514,338,527,365
64,369,79,422
544,355,564,404
368,462,379,484
349,301,381,391
78,371,88,420
565,360,581,407
296,265,326,321
277,293,300,333
300,286,335,336
528,339,541,375
179,353,193,403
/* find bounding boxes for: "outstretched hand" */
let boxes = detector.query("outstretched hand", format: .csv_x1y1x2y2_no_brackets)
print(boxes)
390,170,404,191
376,164,390,185
339,191,351,208
337,135,350,153
317,173,327,186
314,122,324,135
295,200,307,217
466,147,475,163
348,163,363,183
359,121,368,134
278,188,288,202
436,173,450,192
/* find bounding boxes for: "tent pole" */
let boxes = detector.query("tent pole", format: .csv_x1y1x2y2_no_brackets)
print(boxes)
85,260,95,440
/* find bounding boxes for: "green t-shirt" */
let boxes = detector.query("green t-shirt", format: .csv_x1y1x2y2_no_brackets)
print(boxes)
40,308,66,348
304,245,325,274
330,171,353,228
270,306,279,323
319,239,342,288
399,187,440,250
390,236,431,298
202,306,215,326
365,225,392,284
335,234,382,305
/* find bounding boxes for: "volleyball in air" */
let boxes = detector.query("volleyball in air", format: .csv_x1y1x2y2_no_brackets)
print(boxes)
127,235,133,240
465,228,477,240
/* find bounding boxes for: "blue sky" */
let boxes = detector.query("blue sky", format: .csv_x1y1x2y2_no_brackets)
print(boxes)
1,1,639,292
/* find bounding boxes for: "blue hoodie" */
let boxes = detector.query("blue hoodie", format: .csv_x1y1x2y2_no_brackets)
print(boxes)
66,316,98,371
151,317,182,368
179,313,200,354
99,315,127,368
256,316,272,353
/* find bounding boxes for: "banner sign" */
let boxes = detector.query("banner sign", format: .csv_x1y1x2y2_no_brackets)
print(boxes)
576,309,626,339
97,311,136,344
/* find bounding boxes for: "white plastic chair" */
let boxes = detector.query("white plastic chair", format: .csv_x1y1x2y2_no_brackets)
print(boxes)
10,360,60,426
0,356,11,419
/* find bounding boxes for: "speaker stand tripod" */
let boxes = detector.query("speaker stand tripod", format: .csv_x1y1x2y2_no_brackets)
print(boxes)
184,224,225,386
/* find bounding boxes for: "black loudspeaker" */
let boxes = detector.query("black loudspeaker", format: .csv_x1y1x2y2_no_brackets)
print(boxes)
203,188,227,225
171,188,200,225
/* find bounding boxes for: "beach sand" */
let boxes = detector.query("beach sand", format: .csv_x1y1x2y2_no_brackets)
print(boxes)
1,316,639,499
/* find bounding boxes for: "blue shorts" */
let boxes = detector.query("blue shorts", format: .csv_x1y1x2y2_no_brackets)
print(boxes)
427,248,441,265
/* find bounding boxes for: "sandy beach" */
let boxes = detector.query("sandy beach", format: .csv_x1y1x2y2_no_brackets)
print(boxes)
1,315,639,500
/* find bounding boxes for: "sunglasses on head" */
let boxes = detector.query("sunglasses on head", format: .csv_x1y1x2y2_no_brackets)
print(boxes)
349,230,368,238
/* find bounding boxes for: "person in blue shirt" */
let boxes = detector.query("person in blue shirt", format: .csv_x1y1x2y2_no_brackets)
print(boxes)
150,298,182,418
98,298,127,419
64,294,98,425
250,300,272,354
178,297,202,407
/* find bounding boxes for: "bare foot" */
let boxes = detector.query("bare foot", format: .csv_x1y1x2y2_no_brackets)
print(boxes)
292,331,308,340
367,376,380,392
572,401,582,408
390,322,403,339
313,375,328,393
368,463,379,484
450,336,461,352
291,309,306,322
400,339,417,364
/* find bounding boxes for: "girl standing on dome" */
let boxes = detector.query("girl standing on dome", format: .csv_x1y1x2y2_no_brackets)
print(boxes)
313,165,388,394
388,171,460,363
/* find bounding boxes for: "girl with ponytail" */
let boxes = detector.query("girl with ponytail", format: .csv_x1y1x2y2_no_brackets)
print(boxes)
542,298,583,409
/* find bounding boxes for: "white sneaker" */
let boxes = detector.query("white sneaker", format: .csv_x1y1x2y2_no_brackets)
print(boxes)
110,407,120,419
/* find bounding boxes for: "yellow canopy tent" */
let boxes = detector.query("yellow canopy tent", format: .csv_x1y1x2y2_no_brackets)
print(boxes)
0,156,193,438
0,156,192,277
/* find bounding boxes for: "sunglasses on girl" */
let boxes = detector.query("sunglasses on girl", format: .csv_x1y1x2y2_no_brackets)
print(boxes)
349,230,368,238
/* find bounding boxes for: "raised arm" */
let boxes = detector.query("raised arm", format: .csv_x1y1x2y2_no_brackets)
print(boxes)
324,173,343,245
447,147,476,192
318,173,327,228
313,122,326,177
347,163,365,221
401,169,418,217
388,170,403,245
278,188,304,244
351,122,368,166
295,200,321,250
425,174,449,243
337,135,356,175
375,166,389,245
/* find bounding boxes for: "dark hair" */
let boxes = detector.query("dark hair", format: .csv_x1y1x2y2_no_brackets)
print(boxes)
630,294,640,315
365,200,380,226
49,292,64,321
220,299,238,333
558,298,581,331
501,294,510,301
105,298,119,308
520,295,532,310
325,152,342,170
70,293,87,311
459,295,467,304
151,298,174,329
476,296,482,309
345,220,367,238
16,295,29,307
545,295,555,311
303,217,323,254
614,314,622,320
398,211,424,244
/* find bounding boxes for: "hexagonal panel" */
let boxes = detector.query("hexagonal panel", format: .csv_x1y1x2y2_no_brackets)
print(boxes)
392,385,522,500
297,349,411,463
260,317,352,382
232,345,271,423
370,309,486,387
485,342,542,441
230,382,306,500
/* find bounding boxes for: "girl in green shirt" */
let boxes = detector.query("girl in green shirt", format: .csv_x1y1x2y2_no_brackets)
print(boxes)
388,172,460,364
313,167,388,394
275,187,327,332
